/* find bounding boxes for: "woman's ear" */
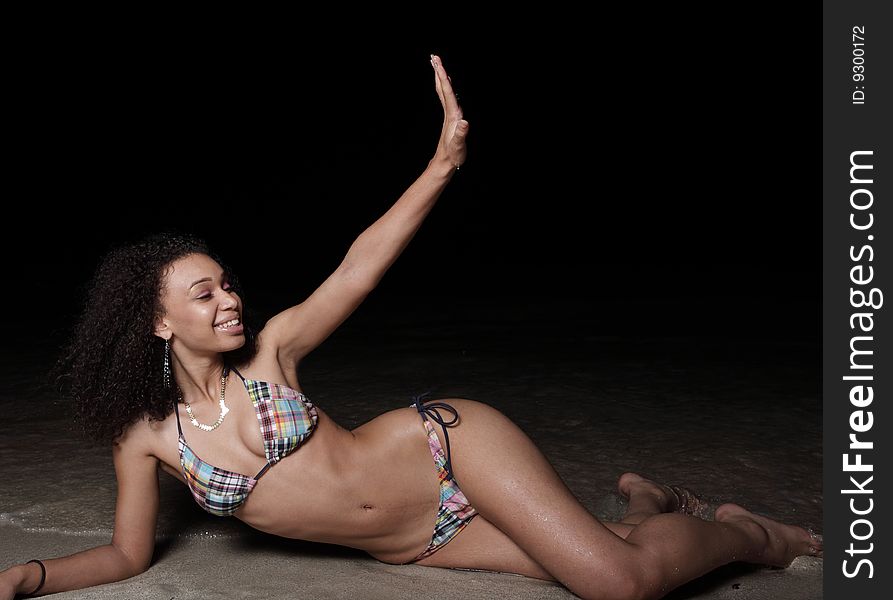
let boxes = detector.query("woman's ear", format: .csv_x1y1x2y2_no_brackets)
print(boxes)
154,317,171,341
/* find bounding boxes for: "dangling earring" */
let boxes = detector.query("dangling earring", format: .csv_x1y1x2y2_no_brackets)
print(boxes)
163,339,172,388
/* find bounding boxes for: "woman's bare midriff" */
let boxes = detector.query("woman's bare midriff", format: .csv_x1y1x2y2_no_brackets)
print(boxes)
153,401,443,564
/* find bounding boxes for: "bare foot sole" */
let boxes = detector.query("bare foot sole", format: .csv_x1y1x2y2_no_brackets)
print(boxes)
714,503,823,566
617,472,708,517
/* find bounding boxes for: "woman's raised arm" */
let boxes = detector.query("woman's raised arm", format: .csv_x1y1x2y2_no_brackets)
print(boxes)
262,54,469,366
0,420,159,598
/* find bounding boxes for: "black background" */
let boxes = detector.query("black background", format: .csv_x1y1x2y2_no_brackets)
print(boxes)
4,12,820,344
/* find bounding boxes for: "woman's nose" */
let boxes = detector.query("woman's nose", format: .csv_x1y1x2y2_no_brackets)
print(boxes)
220,290,238,309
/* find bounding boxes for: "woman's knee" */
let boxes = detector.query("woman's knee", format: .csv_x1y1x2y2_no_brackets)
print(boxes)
604,546,675,600
562,565,649,600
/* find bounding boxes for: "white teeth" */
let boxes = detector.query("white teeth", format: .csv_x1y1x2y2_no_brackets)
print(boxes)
215,318,241,330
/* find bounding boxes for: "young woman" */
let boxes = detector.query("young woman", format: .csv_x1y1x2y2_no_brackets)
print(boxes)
0,55,821,600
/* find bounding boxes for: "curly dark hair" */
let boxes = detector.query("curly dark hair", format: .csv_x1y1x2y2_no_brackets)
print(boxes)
53,231,259,446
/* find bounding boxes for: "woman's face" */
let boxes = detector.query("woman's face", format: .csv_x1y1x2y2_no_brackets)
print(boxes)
156,253,245,355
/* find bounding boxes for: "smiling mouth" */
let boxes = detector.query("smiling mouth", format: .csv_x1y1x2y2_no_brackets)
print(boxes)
214,318,241,331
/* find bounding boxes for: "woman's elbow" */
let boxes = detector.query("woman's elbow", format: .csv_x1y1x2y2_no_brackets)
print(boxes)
114,543,154,578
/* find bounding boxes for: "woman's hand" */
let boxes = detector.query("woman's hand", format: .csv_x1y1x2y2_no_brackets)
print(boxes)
430,54,469,173
0,565,24,599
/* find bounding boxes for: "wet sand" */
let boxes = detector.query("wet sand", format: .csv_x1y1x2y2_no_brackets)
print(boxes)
0,295,822,599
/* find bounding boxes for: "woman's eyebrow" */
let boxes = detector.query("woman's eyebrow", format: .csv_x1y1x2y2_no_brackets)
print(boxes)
188,277,212,289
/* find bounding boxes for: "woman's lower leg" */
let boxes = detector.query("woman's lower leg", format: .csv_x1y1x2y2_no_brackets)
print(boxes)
619,504,819,599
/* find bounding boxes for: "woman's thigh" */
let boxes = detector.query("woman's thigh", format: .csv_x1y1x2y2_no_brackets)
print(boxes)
415,513,555,580
424,399,635,588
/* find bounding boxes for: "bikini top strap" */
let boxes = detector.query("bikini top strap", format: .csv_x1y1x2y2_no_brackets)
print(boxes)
173,393,184,437
229,365,246,383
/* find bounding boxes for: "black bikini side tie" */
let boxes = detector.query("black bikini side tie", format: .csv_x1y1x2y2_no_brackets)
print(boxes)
412,392,460,482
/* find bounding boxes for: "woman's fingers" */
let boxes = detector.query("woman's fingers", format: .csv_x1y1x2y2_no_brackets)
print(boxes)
430,54,462,119
429,53,468,169
431,55,446,106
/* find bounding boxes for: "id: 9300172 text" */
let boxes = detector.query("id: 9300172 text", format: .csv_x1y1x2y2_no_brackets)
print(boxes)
851,26,866,105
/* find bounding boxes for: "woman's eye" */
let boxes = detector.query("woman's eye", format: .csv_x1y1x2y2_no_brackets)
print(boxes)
196,293,211,300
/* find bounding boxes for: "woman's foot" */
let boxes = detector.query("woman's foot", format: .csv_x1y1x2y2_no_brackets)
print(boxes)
617,472,707,518
714,503,823,567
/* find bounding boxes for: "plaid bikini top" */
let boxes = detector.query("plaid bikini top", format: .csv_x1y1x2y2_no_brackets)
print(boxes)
174,366,318,517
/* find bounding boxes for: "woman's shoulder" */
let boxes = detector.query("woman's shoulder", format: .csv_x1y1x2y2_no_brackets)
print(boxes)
114,412,171,459
232,336,303,392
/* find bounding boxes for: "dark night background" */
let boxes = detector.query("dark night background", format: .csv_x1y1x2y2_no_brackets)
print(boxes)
4,13,820,352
